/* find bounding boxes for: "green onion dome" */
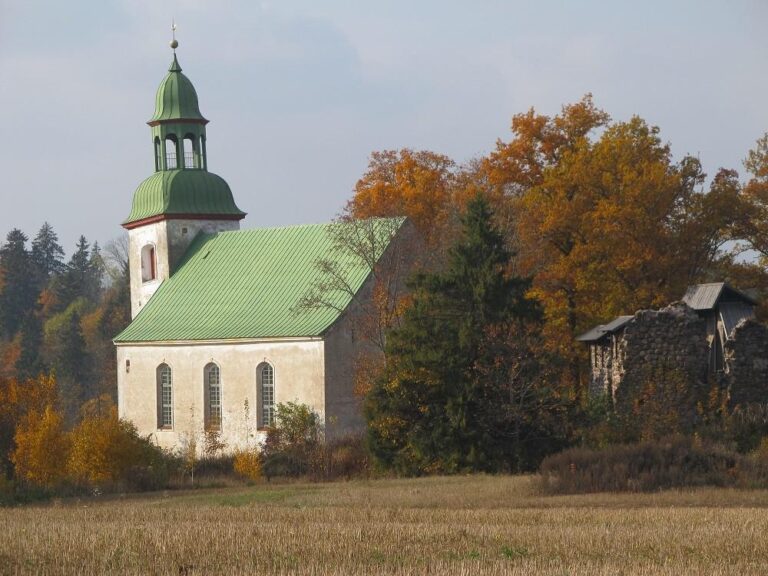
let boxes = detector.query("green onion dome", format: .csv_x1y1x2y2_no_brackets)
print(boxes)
149,55,207,123
124,170,245,226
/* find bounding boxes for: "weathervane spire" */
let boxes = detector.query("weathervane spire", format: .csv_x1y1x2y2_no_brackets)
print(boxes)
170,19,178,51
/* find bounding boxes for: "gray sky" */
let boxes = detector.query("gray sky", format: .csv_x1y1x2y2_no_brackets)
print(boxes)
1,0,767,255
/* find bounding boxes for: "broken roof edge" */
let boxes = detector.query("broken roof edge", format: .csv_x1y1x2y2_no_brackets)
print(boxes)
576,315,634,342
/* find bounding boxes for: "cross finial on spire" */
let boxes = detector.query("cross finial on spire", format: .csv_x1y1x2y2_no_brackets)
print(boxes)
170,19,179,51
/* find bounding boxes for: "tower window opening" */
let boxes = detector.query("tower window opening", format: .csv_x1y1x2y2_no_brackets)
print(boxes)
165,135,178,169
141,244,157,282
183,136,196,169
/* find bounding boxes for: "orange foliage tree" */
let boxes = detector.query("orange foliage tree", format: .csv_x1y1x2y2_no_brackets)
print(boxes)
485,97,739,384
348,149,458,247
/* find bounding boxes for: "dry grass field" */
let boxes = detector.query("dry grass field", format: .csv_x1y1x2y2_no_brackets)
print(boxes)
2,475,768,575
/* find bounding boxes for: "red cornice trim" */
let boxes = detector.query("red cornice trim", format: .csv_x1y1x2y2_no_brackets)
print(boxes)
146,118,209,127
122,212,246,230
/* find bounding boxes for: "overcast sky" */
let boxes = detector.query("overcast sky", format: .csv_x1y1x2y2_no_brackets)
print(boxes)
1,0,767,254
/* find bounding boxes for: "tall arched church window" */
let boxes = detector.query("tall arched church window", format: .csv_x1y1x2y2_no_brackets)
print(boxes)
165,135,178,169
157,364,173,429
204,363,222,430
141,244,157,282
257,363,275,428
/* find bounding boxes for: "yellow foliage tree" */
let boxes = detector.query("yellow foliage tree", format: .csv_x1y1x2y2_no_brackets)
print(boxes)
67,405,143,487
11,404,70,488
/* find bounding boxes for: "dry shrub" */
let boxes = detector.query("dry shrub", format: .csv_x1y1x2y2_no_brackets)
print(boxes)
311,434,371,481
11,405,70,489
539,436,743,494
233,451,262,482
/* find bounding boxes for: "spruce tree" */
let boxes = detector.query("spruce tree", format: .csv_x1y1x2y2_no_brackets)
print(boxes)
30,222,65,281
0,229,38,339
365,194,544,474
54,236,103,310
16,314,47,381
53,310,90,421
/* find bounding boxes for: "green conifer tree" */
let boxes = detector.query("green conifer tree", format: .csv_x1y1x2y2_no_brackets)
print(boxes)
365,195,543,474
30,222,65,282
0,229,38,339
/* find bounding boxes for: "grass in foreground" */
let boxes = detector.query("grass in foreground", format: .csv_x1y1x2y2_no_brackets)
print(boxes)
2,475,768,575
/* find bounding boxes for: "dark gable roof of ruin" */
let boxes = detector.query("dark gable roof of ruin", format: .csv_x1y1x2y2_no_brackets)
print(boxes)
681,282,757,311
576,315,634,343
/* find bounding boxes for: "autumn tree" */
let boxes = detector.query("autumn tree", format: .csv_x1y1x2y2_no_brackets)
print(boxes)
365,195,548,474
735,133,768,259
67,405,164,490
482,95,611,199
348,149,458,249
11,404,70,488
504,107,738,382
0,374,57,476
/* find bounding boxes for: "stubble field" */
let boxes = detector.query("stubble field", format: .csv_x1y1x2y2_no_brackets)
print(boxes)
1,475,768,575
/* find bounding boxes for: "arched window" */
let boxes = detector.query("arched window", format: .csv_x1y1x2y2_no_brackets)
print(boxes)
183,135,196,169
141,244,156,282
204,363,222,430
165,135,178,169
157,364,173,429
257,362,275,428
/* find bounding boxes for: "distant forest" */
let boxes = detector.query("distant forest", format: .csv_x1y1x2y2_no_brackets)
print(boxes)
0,223,129,422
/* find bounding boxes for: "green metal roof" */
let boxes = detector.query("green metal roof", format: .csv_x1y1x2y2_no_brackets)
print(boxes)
149,55,206,123
114,218,405,343
124,170,245,225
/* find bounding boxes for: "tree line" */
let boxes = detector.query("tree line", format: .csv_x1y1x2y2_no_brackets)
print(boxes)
2,94,768,490
0,224,130,477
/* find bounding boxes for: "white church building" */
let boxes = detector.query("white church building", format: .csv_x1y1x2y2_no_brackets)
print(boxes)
114,46,404,452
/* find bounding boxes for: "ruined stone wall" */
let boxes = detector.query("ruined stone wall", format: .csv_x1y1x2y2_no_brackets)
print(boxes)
615,303,708,403
589,336,624,398
725,320,768,406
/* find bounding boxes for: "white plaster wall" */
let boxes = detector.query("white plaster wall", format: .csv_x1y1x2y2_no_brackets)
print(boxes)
128,221,169,319
117,339,325,453
128,218,240,319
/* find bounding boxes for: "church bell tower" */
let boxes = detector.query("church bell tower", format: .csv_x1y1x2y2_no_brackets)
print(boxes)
123,36,246,319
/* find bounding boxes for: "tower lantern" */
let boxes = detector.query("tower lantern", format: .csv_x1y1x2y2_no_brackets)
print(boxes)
123,38,246,319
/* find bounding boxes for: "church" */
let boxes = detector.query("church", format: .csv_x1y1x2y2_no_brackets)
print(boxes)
114,44,405,452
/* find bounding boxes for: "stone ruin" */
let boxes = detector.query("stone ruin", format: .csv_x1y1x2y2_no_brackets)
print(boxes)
578,283,768,406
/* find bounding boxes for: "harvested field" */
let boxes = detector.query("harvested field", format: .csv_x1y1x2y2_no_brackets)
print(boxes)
2,475,768,575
